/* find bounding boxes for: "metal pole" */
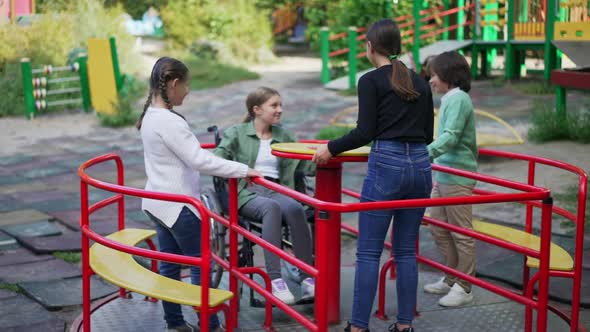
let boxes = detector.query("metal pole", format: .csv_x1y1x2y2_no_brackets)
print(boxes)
385,0,393,17
315,162,343,326
457,0,466,40
348,27,358,90
443,0,450,40
228,178,240,330
506,0,516,79
20,58,36,119
413,1,422,72
544,0,557,82
77,54,92,113
109,36,123,92
555,85,566,118
536,197,553,332
320,27,331,85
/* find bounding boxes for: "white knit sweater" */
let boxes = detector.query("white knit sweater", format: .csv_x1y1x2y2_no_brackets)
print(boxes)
140,107,248,227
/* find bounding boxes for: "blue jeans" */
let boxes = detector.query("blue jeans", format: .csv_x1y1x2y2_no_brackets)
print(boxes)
151,207,221,330
351,140,432,328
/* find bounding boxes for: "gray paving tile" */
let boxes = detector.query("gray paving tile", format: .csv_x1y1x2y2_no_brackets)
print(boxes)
18,166,70,179
0,230,17,247
16,230,82,254
9,190,76,204
2,319,65,332
0,209,53,227
1,220,62,238
0,295,61,329
31,198,80,213
0,289,18,300
19,276,117,309
0,175,29,186
0,258,80,283
0,248,54,267
40,172,79,186
0,155,34,166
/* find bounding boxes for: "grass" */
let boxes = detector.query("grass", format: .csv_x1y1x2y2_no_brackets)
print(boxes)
554,179,590,234
514,81,555,95
183,56,260,90
0,282,21,293
528,100,590,143
53,251,82,264
337,88,357,96
315,125,353,140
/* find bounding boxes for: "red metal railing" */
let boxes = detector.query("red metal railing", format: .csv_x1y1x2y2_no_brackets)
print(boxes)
78,145,586,332
79,154,227,332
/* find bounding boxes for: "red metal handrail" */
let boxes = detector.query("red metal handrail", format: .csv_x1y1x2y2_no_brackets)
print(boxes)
79,153,217,332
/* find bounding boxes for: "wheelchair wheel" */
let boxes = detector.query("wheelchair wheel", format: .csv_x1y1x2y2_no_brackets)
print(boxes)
201,188,226,288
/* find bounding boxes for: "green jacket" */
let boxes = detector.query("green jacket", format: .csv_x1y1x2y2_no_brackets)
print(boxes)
427,89,478,186
214,121,315,209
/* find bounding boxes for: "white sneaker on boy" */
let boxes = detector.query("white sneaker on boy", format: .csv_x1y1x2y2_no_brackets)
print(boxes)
423,277,452,295
271,278,295,305
301,277,315,300
438,283,474,307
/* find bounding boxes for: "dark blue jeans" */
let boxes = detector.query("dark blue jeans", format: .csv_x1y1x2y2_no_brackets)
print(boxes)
351,140,432,328
151,207,221,330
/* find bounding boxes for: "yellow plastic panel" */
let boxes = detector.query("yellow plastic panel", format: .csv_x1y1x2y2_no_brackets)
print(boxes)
473,220,573,271
87,38,118,115
555,22,590,41
90,228,234,307
272,142,370,157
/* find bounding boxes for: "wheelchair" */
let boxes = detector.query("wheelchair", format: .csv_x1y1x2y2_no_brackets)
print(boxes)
200,125,315,307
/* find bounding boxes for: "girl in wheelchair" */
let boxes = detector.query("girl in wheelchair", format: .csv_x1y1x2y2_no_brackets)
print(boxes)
214,87,315,305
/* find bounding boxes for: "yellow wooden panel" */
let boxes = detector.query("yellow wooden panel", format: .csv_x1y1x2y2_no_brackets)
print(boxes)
555,22,590,41
87,38,118,115
272,142,370,157
90,228,234,307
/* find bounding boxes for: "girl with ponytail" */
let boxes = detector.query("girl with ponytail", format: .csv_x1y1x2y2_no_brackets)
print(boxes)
138,57,260,332
312,19,435,332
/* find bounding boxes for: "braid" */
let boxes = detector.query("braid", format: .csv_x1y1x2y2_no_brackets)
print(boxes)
136,90,153,130
159,75,173,110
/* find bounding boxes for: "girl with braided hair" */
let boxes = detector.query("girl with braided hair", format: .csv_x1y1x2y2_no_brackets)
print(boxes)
138,57,261,332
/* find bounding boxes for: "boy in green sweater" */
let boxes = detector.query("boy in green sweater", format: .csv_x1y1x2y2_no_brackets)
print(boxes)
423,51,478,307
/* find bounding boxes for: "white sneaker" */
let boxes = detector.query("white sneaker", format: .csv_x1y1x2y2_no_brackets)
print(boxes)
301,277,315,300
438,283,473,307
423,277,452,295
271,278,295,305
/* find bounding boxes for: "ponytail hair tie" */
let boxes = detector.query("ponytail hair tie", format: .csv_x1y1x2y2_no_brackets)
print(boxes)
389,54,399,61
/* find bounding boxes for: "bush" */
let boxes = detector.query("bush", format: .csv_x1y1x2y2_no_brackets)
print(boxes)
528,100,590,143
315,125,352,140
161,0,274,64
0,0,142,118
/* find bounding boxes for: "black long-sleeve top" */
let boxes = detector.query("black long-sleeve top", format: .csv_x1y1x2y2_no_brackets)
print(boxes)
328,65,434,155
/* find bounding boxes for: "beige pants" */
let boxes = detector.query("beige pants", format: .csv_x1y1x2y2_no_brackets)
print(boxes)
428,183,476,292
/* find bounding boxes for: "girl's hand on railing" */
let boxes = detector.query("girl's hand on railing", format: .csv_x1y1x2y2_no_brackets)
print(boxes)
247,168,262,178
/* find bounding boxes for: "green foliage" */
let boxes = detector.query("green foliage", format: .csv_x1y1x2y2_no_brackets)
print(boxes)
515,82,555,95
315,125,353,140
0,283,21,293
0,0,143,118
98,76,146,128
337,88,358,96
183,57,260,90
161,0,274,64
53,251,82,264
0,64,26,117
554,179,590,234
528,100,590,143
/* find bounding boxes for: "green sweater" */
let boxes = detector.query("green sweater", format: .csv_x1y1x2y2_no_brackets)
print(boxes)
214,121,315,209
427,89,478,186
